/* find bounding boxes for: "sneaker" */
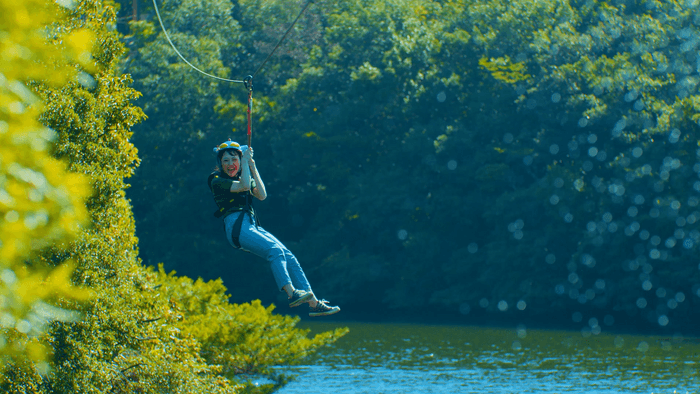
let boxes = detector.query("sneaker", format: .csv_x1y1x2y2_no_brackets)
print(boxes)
288,289,313,307
309,299,340,317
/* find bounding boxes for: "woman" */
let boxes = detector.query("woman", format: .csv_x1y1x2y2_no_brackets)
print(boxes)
208,139,340,317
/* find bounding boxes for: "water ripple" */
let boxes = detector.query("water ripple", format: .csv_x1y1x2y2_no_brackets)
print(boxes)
277,322,700,394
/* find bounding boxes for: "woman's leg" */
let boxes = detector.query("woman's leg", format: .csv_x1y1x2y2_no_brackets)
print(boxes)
226,213,311,293
256,228,313,293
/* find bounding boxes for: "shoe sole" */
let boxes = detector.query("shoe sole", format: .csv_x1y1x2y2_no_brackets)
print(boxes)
309,307,340,317
289,292,313,308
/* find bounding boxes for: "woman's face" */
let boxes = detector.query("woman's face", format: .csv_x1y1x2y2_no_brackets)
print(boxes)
221,150,241,177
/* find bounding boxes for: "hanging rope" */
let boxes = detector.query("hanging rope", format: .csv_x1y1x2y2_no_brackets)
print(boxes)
244,75,253,147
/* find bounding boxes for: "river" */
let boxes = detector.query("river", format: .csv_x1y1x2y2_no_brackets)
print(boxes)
273,321,700,394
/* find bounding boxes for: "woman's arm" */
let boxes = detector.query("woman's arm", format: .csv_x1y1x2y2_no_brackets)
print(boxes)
229,151,252,192
248,150,267,201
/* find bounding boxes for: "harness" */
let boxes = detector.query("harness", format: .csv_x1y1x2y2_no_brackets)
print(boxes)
207,171,257,249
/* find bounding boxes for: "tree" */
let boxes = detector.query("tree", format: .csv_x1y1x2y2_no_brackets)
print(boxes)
462,0,700,329
0,0,92,374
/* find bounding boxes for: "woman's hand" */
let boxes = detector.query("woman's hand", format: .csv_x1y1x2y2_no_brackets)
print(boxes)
242,147,253,163
246,148,258,171
229,148,253,193
245,147,266,200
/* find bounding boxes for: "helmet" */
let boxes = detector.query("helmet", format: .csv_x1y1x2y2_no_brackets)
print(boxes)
213,139,248,154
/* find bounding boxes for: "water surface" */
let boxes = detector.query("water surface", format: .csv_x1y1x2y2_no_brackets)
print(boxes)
276,322,700,394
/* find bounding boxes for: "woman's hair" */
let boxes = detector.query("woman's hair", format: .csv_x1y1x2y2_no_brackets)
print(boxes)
215,148,242,173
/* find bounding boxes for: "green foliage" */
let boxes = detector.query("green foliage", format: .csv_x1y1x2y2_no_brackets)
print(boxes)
479,56,530,84
153,264,347,378
464,0,700,326
0,0,93,373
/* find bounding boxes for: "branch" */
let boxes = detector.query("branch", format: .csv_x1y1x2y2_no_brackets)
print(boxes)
138,316,163,324
121,363,144,374
134,336,157,341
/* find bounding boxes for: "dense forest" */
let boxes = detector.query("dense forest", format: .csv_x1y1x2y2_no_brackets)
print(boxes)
121,0,700,335
1,0,344,392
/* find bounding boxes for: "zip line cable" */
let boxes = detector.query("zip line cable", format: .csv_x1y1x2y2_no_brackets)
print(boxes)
251,0,315,79
151,0,314,84
152,0,244,83
151,0,314,147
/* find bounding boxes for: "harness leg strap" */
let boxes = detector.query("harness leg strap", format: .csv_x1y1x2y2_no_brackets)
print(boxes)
230,212,247,249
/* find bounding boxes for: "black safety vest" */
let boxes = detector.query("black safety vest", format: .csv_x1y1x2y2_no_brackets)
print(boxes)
207,171,255,218
207,171,257,248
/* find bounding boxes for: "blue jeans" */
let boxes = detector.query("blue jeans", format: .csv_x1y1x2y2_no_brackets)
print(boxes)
224,212,312,293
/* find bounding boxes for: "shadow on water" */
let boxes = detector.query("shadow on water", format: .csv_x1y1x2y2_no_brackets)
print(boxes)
275,321,700,394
